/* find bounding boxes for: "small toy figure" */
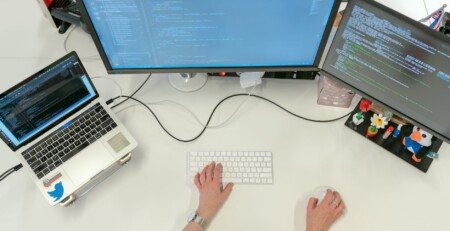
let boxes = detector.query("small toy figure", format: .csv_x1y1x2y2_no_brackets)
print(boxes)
403,126,433,162
359,99,372,112
366,125,378,138
352,112,364,126
382,126,395,139
383,110,394,122
392,124,403,138
370,113,388,129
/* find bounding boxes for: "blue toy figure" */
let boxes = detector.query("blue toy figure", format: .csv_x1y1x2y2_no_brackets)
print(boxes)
403,126,433,163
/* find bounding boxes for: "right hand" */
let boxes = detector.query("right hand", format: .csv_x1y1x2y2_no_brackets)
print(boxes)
306,189,346,231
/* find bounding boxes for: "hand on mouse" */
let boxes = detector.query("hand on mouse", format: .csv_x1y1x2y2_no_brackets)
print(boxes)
194,162,234,221
306,189,345,231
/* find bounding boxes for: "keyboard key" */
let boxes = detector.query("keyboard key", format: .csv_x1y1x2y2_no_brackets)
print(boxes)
30,158,41,168
28,156,37,163
35,163,47,173
37,172,44,179
23,153,31,160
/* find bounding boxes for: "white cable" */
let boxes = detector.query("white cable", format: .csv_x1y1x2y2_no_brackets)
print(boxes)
114,82,259,129
422,0,430,25
64,25,101,61
91,76,123,97
64,25,77,53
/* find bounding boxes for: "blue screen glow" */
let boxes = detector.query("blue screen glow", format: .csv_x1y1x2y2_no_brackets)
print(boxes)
83,0,336,69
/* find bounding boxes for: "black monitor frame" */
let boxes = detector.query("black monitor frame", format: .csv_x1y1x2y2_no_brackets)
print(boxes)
321,0,450,143
77,0,342,74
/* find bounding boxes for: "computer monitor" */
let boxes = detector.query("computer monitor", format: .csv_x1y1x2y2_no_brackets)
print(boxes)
321,0,450,142
77,0,341,74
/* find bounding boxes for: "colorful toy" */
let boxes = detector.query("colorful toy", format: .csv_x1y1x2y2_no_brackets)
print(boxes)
366,125,378,138
392,124,403,138
382,126,395,139
352,112,364,126
403,126,433,162
383,110,394,122
359,99,372,112
370,113,388,129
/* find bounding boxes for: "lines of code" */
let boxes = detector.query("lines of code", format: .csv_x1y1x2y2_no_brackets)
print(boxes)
323,1,450,139
84,0,336,69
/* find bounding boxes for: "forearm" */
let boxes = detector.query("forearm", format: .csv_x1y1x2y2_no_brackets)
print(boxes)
183,222,203,231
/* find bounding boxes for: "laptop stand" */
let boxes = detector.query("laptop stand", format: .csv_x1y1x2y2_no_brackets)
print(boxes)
58,153,133,206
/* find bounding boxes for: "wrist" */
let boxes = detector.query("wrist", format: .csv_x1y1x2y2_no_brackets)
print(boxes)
196,208,215,221
306,224,319,231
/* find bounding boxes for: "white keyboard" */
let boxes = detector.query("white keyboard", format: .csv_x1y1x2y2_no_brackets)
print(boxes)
188,151,273,185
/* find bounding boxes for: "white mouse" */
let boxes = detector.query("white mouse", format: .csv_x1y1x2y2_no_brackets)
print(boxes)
311,186,336,204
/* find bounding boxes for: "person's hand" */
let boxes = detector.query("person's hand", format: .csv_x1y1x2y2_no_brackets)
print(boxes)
306,189,346,231
194,162,234,221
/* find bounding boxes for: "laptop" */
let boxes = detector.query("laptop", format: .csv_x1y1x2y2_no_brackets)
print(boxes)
0,52,138,206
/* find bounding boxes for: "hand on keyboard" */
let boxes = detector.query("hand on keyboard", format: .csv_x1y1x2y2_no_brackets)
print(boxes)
188,151,273,185
194,162,234,221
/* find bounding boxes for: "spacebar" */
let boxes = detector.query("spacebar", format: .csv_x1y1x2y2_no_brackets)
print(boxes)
61,142,89,162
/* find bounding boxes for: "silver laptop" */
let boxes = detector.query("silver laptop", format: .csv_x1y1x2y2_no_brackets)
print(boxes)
0,52,137,206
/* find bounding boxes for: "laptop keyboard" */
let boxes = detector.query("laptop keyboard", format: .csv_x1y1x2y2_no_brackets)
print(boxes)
21,103,117,179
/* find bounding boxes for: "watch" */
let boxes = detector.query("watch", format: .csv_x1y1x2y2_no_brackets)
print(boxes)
187,211,206,228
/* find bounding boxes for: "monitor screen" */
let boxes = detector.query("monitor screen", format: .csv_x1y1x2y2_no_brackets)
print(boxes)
0,53,97,150
78,0,340,73
322,0,450,141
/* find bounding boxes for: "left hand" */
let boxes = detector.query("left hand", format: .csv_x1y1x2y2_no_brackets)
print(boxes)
194,162,234,221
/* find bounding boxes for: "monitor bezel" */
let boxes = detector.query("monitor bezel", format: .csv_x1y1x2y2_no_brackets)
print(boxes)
77,0,342,74
321,0,450,143
0,52,99,151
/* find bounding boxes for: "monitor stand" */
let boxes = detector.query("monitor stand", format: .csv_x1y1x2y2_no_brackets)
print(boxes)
168,73,208,92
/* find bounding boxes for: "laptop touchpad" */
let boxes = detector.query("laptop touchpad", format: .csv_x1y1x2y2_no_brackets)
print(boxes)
63,143,114,186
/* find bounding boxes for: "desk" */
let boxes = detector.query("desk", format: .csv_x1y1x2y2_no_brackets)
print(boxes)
0,1,449,231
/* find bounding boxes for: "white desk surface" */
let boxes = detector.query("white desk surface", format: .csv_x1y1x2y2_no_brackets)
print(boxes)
0,1,449,231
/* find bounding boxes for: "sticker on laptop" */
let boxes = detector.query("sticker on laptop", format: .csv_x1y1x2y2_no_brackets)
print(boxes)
47,181,65,202
43,173,65,202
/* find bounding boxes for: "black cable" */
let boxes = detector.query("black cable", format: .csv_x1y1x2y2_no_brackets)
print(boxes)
0,164,23,182
111,94,352,142
110,73,152,109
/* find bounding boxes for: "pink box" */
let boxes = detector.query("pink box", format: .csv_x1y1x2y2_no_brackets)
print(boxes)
317,75,355,108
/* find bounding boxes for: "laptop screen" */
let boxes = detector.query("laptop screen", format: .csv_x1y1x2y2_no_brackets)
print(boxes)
0,53,98,151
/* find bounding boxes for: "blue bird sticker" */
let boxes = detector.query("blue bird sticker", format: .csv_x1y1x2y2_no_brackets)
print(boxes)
47,182,64,202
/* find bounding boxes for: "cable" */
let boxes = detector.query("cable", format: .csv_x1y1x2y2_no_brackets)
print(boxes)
110,94,352,142
64,25,77,53
63,25,100,61
0,164,23,182
110,74,152,109
91,76,123,97
421,0,431,25
115,85,258,129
